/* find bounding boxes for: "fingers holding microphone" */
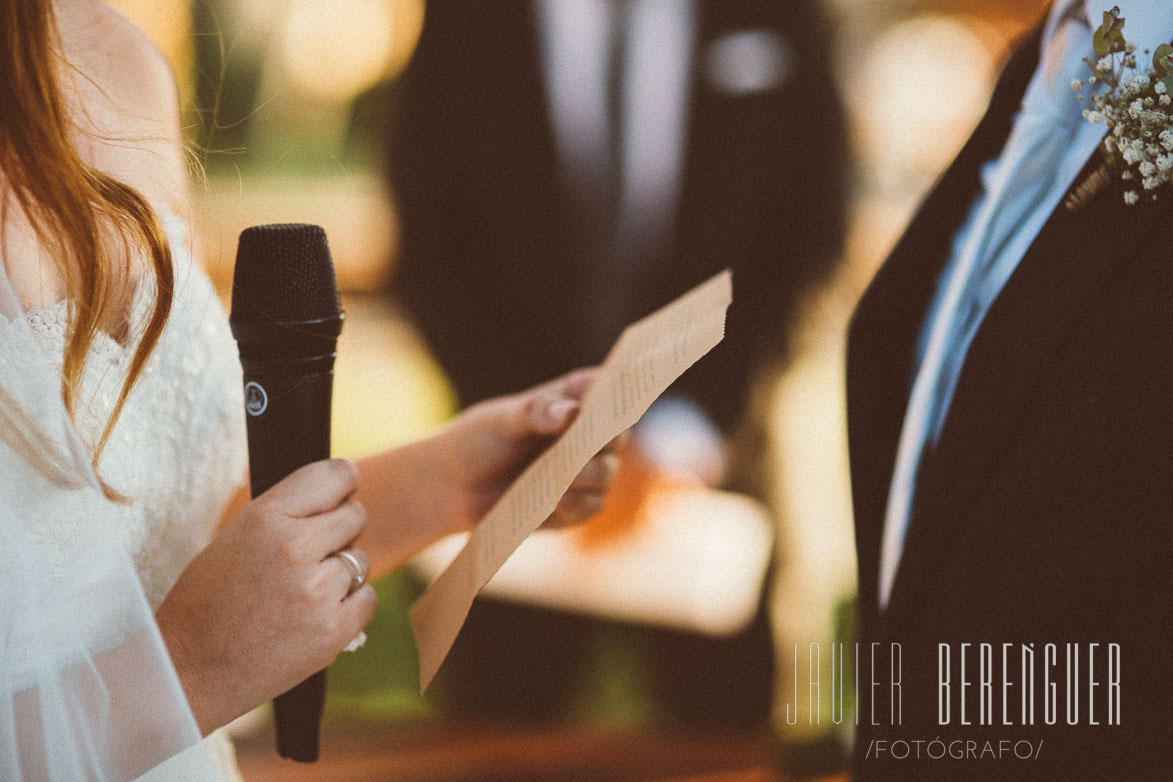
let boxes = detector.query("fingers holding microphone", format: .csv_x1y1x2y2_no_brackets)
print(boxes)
328,546,372,653
330,547,368,597
157,458,376,735
276,461,377,658
301,488,371,596
301,487,376,651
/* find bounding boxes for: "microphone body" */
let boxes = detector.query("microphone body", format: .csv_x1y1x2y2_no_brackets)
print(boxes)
229,224,344,762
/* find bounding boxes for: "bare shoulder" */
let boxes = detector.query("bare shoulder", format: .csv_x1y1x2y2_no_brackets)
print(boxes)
56,0,188,215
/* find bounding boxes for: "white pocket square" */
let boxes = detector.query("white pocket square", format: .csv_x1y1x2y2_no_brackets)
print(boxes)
702,29,793,96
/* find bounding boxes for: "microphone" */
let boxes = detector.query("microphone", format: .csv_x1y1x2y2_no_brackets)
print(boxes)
229,224,344,763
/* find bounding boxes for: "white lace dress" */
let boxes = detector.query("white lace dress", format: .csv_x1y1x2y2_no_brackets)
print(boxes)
15,217,248,780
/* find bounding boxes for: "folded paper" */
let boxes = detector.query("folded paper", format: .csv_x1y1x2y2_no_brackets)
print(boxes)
411,270,733,691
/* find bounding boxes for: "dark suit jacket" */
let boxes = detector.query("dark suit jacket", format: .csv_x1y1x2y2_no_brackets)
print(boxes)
847,26,1173,781
387,0,846,433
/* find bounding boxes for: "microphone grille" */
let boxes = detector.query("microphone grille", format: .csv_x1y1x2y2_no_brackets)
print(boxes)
231,224,341,323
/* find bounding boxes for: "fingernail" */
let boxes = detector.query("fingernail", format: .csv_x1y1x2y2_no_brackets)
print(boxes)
545,399,578,428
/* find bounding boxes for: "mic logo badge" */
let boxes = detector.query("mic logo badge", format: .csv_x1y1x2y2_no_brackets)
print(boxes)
245,381,269,416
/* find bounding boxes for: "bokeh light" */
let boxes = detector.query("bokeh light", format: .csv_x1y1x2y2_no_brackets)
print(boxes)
848,13,999,191
278,0,423,101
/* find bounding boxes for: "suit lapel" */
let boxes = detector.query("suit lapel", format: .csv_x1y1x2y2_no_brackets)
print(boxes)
883,144,1173,631
848,28,1042,618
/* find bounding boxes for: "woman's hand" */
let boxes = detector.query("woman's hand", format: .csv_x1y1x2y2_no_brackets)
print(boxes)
156,459,375,736
438,368,624,532
352,368,623,576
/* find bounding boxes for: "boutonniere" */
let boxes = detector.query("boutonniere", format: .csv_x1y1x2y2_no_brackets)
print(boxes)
1066,6,1173,210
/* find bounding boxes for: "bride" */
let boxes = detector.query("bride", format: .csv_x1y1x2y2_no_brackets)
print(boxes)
0,1,619,779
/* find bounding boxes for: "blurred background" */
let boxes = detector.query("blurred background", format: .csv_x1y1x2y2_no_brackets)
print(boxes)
113,0,1047,780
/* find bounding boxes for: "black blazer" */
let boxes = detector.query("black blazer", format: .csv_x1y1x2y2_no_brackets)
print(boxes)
387,0,846,433
847,27,1173,781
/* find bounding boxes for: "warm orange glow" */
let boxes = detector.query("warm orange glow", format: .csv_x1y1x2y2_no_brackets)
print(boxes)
278,0,424,101
573,450,693,550
194,173,397,292
847,14,999,190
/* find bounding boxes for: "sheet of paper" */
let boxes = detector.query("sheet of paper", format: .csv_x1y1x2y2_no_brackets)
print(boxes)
410,270,733,691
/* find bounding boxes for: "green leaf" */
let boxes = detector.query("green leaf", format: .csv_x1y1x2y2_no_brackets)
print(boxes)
1094,17,1129,58
1161,75,1173,95
1094,26,1111,58
1154,43,1173,74
1106,7,1125,35
1093,7,1128,57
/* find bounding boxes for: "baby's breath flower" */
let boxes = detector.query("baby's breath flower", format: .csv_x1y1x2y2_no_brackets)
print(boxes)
1077,9,1173,205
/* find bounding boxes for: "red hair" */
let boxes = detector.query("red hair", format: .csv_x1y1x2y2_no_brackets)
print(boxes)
0,1,174,498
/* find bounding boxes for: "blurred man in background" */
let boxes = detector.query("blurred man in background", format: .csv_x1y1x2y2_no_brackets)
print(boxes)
385,0,847,743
